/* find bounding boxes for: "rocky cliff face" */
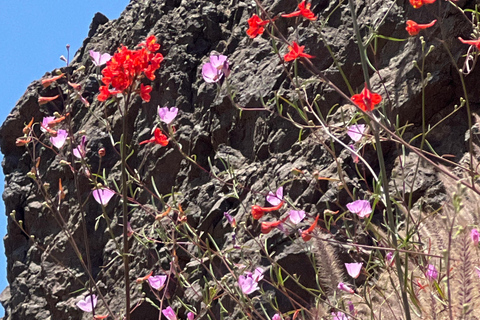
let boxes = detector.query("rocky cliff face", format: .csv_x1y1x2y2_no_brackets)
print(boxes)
1,0,479,319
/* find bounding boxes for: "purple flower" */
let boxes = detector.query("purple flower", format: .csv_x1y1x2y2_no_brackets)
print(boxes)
158,106,178,124
385,252,394,266
331,311,350,320
92,188,115,206
266,187,283,206
50,129,68,149
41,116,55,132
426,264,438,281
187,312,195,320
345,262,362,279
202,55,229,83
288,210,305,224
471,228,479,246
148,275,167,291
238,267,264,295
346,200,372,219
76,294,97,312
347,124,366,142
73,135,87,159
224,212,237,228
271,314,282,320
337,282,354,294
89,50,112,66
162,306,177,320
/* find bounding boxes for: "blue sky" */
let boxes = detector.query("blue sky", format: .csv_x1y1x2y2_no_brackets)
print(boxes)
0,1,130,316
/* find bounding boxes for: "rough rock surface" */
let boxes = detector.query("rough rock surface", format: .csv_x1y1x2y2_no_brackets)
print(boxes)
1,0,480,319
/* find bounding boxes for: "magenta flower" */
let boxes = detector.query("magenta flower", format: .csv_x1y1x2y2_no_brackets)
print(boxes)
347,124,366,142
385,252,394,266
73,135,87,159
345,262,362,279
92,188,115,206
50,129,68,149
471,228,479,246
224,212,237,228
426,264,438,281
337,282,354,294
332,311,350,320
346,200,372,219
271,314,282,320
162,306,177,320
187,312,195,320
89,50,112,66
288,210,305,224
266,186,283,206
158,106,179,124
41,116,55,132
76,294,97,312
202,55,229,83
148,275,167,291
238,267,264,295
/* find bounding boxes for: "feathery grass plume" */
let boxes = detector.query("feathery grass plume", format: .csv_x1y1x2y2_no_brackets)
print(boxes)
312,233,344,296
455,232,475,318
308,302,328,320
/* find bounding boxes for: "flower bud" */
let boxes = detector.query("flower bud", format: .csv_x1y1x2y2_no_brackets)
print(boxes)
98,148,106,157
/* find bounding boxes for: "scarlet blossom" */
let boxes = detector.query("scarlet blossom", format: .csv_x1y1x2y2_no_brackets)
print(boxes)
459,37,480,50
136,271,153,283
409,0,436,8
139,83,152,102
139,128,169,146
284,42,314,62
346,200,372,219
140,35,161,53
16,137,31,147
351,84,382,112
406,20,436,36
247,14,270,38
41,73,64,88
300,215,319,241
282,1,317,21
38,95,59,105
261,217,288,234
77,294,97,312
251,201,285,220
94,315,109,320
345,262,363,279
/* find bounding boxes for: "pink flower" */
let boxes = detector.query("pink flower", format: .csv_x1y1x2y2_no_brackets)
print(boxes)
92,188,115,206
288,210,305,224
76,294,97,312
345,262,362,279
158,106,179,124
337,282,354,294
224,212,237,228
385,252,394,266
271,314,282,320
471,228,479,246
476,267,480,278
266,187,283,206
346,200,372,219
162,306,177,320
89,50,112,66
187,312,195,320
332,311,350,320
238,267,264,295
348,144,360,164
41,116,55,132
426,264,438,281
347,124,366,142
50,129,68,149
148,275,167,290
202,55,229,83
73,135,87,159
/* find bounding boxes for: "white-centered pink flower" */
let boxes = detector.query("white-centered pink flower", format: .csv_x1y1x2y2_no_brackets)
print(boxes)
158,106,178,124
266,187,283,206
50,129,68,149
347,124,366,142
76,294,97,312
202,55,229,83
288,210,305,224
345,262,363,279
92,188,115,206
346,200,372,219
238,267,264,295
89,50,112,66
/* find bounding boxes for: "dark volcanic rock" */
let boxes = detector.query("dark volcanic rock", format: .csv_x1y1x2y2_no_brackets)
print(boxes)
1,0,480,319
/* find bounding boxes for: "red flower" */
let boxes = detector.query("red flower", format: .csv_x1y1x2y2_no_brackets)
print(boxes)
41,73,64,88
247,14,270,38
351,84,382,112
459,37,480,50
98,86,112,101
261,217,288,234
251,201,285,220
139,128,169,146
284,42,314,62
409,0,436,8
38,95,59,105
141,35,161,52
282,1,316,21
301,215,319,241
140,83,152,102
406,20,436,36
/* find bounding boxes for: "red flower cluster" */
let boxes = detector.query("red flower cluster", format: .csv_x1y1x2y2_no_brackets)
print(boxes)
409,0,435,8
98,35,163,102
